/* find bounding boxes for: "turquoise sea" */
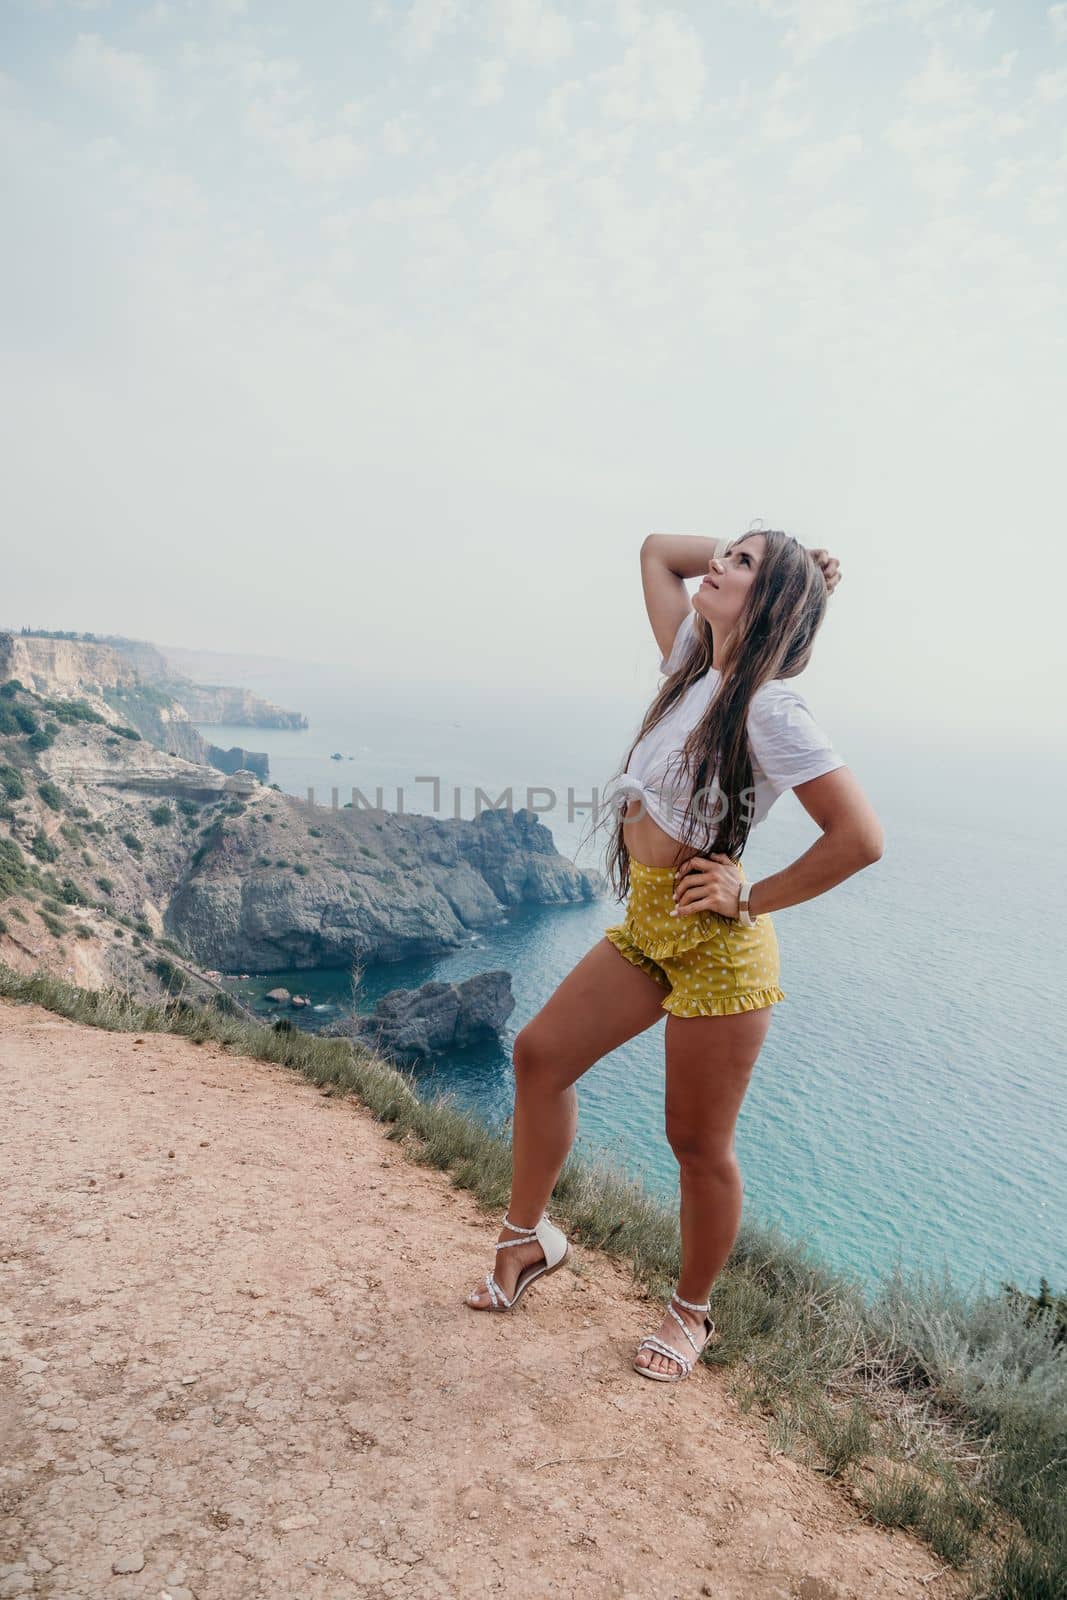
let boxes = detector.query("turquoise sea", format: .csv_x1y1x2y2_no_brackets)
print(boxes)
194,658,1066,1301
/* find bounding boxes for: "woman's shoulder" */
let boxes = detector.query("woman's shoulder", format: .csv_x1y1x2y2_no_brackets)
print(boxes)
748,676,814,716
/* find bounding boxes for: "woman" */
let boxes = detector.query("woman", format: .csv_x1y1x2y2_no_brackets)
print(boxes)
464,528,884,1384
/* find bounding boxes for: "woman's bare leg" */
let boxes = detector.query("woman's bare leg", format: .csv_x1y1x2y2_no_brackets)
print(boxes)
633,1006,773,1374
466,938,670,1308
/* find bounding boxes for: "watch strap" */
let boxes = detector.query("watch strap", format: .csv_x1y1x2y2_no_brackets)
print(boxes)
737,879,758,927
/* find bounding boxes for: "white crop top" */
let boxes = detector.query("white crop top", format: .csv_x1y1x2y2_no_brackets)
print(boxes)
607,608,846,841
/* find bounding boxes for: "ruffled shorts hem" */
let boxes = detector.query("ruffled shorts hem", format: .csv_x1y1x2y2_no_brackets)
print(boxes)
661,985,786,1019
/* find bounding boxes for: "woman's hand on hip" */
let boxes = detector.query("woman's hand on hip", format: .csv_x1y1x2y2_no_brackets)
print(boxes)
670,854,742,919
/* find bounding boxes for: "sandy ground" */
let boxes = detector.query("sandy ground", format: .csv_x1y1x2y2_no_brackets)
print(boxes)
0,997,967,1600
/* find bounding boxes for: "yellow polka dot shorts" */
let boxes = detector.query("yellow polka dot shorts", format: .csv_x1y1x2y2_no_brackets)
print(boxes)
603,856,787,1019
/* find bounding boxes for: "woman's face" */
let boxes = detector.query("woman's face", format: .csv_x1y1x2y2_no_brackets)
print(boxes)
692,533,766,637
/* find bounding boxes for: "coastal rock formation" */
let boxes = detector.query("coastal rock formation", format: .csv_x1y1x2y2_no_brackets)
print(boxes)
0,632,302,776
0,675,606,1004
166,800,601,972
207,745,269,781
322,970,515,1062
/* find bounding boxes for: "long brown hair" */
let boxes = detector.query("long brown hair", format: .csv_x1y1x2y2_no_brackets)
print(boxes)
587,530,829,902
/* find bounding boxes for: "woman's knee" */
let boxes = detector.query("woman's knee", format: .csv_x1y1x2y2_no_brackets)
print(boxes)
666,1131,738,1183
512,1023,567,1093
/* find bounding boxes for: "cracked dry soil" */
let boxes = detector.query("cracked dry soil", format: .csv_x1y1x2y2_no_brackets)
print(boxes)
0,998,967,1600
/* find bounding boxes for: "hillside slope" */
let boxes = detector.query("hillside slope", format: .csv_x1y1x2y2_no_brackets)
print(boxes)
0,997,965,1600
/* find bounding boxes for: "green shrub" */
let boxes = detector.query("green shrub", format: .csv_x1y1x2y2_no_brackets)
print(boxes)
177,798,200,819
149,803,174,826
151,956,185,993
13,707,37,735
58,878,90,906
0,915,7,936
75,924,93,940
30,830,59,863
95,876,114,895
0,841,26,885
120,832,143,855
293,863,309,876
106,724,141,741
40,697,105,726
0,679,23,697
60,823,84,846
40,911,67,937
26,730,55,754
37,780,64,812
0,765,24,800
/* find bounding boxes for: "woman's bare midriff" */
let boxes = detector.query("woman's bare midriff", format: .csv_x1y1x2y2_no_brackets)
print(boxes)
621,797,703,870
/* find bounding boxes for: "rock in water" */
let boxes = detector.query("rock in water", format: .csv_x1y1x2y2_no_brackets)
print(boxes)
324,971,515,1063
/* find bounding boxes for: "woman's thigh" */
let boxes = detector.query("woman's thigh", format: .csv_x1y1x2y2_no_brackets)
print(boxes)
515,937,671,1093
663,1008,773,1161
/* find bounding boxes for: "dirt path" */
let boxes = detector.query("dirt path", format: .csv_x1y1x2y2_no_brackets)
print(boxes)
0,998,965,1600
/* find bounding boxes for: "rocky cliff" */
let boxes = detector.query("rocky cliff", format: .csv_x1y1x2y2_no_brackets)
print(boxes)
0,634,307,781
0,676,605,1005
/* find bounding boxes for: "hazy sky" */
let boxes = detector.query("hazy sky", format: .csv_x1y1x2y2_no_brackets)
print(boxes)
2,0,1065,746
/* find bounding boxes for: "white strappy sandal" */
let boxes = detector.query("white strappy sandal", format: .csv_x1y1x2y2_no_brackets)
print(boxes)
464,1211,570,1312
633,1287,715,1382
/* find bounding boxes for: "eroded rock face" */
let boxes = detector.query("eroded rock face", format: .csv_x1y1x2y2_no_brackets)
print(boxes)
166,803,603,972
1,673,607,998
322,971,516,1062
0,631,287,773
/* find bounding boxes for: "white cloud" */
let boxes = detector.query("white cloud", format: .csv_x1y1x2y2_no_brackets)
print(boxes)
905,45,978,104
762,101,810,141
239,57,302,94
472,57,508,106
791,132,864,186
755,0,891,63
243,101,366,183
885,111,976,157
400,0,463,54
1050,5,1067,42
485,0,573,62
593,12,705,125
1036,67,1067,101
536,78,580,133
947,6,993,39
764,70,812,142
1027,182,1064,225
64,32,156,118
381,111,422,155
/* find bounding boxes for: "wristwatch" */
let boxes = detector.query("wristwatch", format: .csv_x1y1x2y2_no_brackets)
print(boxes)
737,880,758,927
